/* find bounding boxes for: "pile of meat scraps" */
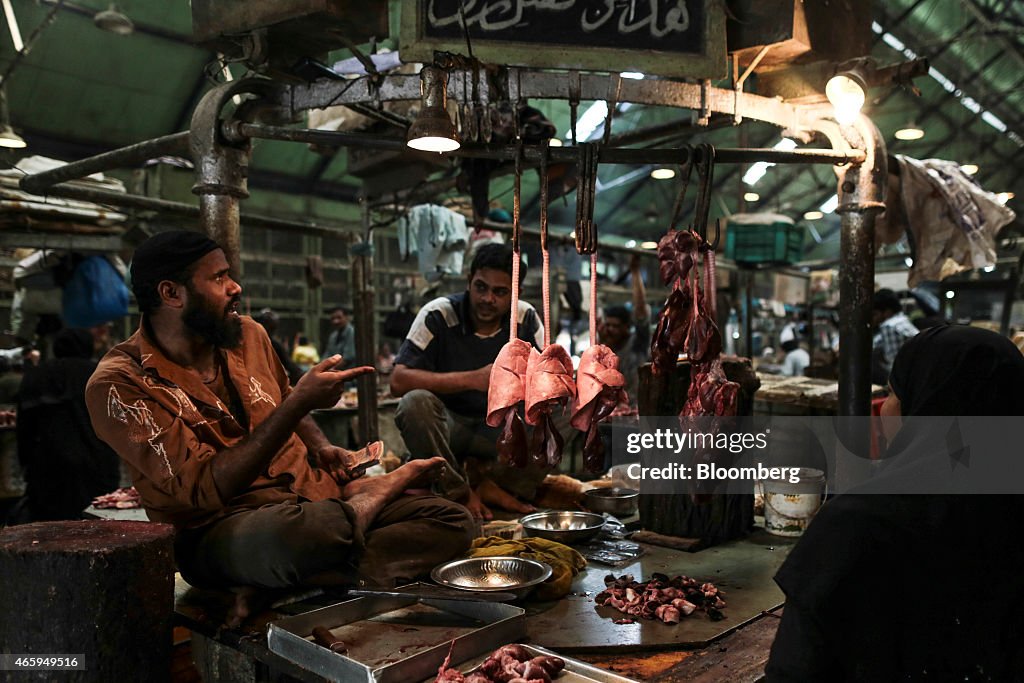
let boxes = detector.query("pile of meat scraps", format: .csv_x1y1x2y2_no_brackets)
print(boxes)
435,643,565,683
91,486,141,509
594,572,726,623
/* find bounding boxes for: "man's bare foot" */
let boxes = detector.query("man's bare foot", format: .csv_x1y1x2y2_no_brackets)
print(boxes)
475,479,536,515
226,586,268,629
465,488,493,521
342,457,446,534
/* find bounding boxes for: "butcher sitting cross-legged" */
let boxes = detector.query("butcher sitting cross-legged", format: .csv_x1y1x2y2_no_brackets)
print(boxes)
86,230,475,603
391,243,548,520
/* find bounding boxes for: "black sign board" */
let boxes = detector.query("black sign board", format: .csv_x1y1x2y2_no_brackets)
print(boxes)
401,0,725,79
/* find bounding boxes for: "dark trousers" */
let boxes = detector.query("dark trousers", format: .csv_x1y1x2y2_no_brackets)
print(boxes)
395,389,559,502
176,495,474,589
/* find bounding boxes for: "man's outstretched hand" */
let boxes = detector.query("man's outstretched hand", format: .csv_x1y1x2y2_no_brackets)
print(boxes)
291,355,374,411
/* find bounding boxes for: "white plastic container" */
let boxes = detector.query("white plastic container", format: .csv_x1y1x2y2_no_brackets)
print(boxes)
760,468,826,537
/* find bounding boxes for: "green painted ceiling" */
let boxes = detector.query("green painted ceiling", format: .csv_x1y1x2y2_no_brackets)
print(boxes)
0,0,1021,259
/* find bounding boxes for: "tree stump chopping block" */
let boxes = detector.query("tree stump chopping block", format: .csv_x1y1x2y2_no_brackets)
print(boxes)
0,520,175,682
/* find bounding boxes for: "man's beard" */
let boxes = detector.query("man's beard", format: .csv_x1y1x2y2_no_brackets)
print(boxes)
182,288,243,349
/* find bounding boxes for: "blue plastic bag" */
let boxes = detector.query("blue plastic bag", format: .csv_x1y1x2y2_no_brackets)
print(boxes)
62,256,129,328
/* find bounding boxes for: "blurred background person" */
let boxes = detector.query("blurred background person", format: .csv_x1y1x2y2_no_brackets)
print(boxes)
255,307,303,385
10,328,120,523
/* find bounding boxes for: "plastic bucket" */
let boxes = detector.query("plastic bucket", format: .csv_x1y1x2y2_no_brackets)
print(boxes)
760,468,825,537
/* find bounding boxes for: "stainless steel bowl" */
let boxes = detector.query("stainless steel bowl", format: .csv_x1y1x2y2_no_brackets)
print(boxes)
584,487,639,516
519,510,606,545
430,556,552,600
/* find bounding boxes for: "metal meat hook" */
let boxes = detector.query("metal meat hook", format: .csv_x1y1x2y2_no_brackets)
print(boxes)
693,143,716,243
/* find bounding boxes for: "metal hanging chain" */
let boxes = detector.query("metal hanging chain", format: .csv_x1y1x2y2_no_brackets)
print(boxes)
574,142,600,255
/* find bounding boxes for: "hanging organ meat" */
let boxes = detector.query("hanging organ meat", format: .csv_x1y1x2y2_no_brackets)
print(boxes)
571,345,627,472
486,339,533,468
524,345,574,468
651,229,738,418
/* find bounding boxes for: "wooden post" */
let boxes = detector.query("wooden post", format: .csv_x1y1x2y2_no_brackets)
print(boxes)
637,359,760,546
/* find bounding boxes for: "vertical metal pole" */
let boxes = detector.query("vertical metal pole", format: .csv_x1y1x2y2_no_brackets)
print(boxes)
199,195,241,272
354,196,378,444
743,269,754,357
805,277,814,358
836,117,887,417
1000,268,1017,336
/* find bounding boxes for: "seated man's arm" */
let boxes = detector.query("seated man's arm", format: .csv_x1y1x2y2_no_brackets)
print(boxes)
388,304,490,396
86,356,369,516
390,364,491,396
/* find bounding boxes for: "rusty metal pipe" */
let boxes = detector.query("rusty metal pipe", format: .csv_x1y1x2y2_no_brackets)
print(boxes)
39,183,356,238
19,132,191,195
232,123,866,167
200,194,242,274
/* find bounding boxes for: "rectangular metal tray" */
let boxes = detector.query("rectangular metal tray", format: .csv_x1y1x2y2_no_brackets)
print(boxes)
267,590,525,683
429,643,638,683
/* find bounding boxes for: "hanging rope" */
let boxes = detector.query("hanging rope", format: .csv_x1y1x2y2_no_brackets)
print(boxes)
510,141,522,340
589,252,598,346
540,140,551,348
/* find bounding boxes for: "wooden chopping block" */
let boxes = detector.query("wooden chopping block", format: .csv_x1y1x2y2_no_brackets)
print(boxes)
631,530,705,552
0,520,175,682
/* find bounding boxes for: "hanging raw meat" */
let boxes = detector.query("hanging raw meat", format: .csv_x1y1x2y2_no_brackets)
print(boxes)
524,345,573,467
522,140,574,468
571,343,626,472
486,145,534,468
486,338,533,468
651,230,701,375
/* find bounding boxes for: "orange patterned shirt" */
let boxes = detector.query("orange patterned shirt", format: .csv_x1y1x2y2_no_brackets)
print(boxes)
86,316,340,528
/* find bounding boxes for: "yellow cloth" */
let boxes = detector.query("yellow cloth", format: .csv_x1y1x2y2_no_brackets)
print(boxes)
466,536,587,601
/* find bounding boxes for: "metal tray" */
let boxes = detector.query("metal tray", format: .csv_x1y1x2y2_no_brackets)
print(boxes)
428,643,638,683
267,589,525,683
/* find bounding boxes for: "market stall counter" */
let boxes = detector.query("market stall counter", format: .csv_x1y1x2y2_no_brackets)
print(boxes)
171,527,793,682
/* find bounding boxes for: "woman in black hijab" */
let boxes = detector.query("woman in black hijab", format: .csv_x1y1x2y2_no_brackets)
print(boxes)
15,328,120,521
766,325,1024,682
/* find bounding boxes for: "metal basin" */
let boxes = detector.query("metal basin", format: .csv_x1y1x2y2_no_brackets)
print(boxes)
584,487,639,516
430,556,552,601
519,511,605,545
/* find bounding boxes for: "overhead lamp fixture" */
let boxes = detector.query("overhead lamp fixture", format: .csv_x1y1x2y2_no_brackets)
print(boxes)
894,124,924,140
825,61,869,125
744,192,760,202
94,3,134,36
0,87,25,149
625,239,637,248
650,167,675,180
803,210,824,221
406,65,460,153
960,163,979,175
548,137,563,147
640,241,659,249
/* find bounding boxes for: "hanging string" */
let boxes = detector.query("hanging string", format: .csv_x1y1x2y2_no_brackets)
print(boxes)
590,252,598,346
510,142,522,341
540,140,551,348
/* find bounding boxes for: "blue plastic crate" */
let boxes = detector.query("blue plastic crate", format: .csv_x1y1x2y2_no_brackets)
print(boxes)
724,219,804,265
